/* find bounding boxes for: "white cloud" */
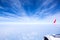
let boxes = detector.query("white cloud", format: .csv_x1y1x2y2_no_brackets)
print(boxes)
9,0,27,16
0,12,60,25
0,12,60,40
34,3,57,17
42,0,54,6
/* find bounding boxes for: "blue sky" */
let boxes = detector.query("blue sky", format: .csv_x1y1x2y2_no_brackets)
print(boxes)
0,0,60,16
0,0,60,24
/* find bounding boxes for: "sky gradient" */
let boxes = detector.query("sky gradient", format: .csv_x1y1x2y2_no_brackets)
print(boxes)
0,0,60,24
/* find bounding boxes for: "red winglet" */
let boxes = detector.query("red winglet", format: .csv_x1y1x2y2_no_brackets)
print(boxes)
53,19,56,24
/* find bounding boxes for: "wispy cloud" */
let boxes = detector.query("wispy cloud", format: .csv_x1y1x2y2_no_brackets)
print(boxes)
0,0,60,24
0,0,27,16
42,0,54,6
10,0,27,16
34,0,57,17
0,12,60,24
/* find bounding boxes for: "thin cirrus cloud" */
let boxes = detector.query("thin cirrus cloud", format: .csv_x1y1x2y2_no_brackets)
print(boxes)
0,0,60,24
0,12,60,24
34,3,57,17
34,0,58,17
